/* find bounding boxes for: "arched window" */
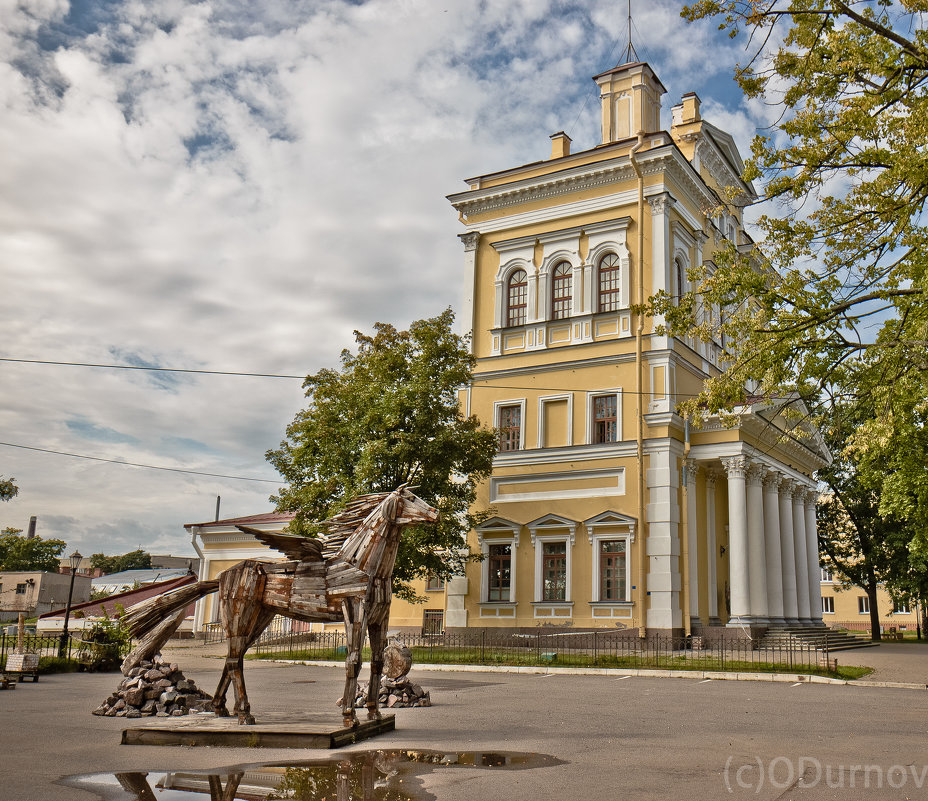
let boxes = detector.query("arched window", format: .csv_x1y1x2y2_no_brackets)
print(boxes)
597,252,621,312
674,257,686,303
506,269,527,327
551,262,572,320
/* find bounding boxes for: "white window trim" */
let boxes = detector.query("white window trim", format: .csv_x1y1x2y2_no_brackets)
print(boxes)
587,521,635,604
494,398,527,451
477,526,520,605
586,389,622,444
822,596,835,614
537,393,574,449
858,596,870,614
529,523,577,604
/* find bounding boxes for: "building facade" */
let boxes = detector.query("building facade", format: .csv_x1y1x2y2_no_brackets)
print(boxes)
445,61,828,638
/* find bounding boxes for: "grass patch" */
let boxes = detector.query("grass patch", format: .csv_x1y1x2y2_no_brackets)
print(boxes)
250,647,873,680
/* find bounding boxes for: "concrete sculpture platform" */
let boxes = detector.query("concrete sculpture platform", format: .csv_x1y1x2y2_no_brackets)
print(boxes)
121,711,395,748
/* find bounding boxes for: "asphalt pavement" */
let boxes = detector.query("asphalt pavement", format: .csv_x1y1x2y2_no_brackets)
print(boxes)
2,641,927,801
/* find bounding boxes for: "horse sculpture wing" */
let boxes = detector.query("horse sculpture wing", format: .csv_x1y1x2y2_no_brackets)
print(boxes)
236,525,323,562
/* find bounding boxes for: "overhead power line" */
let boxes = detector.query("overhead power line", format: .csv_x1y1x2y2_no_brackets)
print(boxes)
0,442,281,484
0,358,305,379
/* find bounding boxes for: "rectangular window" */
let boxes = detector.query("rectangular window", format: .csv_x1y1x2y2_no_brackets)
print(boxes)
422,609,444,635
893,600,910,614
498,404,522,452
426,573,445,591
15,583,26,595
820,567,833,582
488,544,512,602
593,394,618,443
822,596,835,614
542,541,567,601
599,540,627,601
858,596,870,614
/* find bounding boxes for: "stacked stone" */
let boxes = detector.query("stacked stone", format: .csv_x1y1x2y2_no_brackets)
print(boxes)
92,655,212,718
353,675,432,709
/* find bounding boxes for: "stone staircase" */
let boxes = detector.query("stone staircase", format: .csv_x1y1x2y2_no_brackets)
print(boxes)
759,625,879,652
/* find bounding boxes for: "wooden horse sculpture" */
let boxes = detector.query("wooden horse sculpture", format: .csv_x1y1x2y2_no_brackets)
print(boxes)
121,486,438,726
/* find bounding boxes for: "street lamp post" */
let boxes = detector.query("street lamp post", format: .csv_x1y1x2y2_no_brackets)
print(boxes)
58,550,82,658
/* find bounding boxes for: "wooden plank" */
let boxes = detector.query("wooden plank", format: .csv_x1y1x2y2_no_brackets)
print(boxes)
121,715,395,749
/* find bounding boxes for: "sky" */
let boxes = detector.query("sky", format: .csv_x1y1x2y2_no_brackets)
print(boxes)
0,0,765,558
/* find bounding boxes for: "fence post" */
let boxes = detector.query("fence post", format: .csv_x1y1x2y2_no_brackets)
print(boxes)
481,628,486,664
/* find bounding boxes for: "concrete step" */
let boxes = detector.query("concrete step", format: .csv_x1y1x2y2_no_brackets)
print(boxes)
758,626,879,652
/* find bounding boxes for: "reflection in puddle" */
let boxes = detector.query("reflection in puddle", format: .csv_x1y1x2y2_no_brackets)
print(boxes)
63,750,563,801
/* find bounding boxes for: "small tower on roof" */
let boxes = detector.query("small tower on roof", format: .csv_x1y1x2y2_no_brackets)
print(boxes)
593,61,666,144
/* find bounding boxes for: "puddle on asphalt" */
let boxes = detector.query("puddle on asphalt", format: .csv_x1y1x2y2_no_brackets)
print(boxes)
61,749,564,800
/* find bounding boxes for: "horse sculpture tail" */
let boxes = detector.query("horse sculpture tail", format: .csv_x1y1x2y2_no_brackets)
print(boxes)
119,579,220,674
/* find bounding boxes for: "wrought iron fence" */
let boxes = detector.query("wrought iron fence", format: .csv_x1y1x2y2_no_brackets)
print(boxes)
0,632,74,664
238,623,832,674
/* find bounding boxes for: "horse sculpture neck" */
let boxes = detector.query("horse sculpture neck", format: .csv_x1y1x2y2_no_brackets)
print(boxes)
330,491,402,574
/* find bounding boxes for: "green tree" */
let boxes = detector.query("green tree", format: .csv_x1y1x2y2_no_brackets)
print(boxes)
0,476,18,502
661,1,928,550
267,309,498,601
0,528,67,572
90,549,152,574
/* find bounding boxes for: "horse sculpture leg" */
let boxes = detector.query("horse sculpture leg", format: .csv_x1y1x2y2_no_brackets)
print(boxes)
365,615,387,720
340,598,367,727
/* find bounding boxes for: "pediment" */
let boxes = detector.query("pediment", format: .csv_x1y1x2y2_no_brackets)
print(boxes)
526,513,577,531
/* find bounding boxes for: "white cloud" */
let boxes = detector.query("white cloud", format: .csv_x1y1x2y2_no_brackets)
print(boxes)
0,0,759,555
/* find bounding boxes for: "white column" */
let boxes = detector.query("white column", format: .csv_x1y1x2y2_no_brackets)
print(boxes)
647,193,674,334
804,489,824,625
684,460,700,625
722,456,751,625
458,232,480,348
746,463,769,622
779,479,800,624
762,471,785,624
646,446,683,632
792,486,812,624
705,470,720,622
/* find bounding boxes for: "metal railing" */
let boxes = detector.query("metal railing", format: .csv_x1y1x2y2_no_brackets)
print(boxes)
0,632,74,665
235,624,832,674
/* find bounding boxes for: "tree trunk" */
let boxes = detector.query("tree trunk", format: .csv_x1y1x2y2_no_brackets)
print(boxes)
867,575,881,641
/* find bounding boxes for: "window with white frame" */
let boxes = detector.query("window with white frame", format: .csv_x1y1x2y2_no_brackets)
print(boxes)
820,566,833,582
528,517,576,605
822,596,835,614
597,252,622,311
587,390,621,444
551,261,572,320
487,543,512,602
585,513,635,604
496,402,523,452
893,599,910,614
858,596,870,614
506,269,527,327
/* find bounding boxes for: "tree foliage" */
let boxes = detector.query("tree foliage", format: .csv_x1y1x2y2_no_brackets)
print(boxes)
267,309,498,600
0,528,67,572
0,476,18,503
661,1,928,549
90,549,152,575
816,399,926,638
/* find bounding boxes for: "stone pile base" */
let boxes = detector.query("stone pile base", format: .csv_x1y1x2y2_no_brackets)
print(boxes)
353,674,431,709
93,655,212,719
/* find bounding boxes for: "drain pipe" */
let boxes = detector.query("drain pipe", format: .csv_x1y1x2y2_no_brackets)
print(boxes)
681,415,692,637
629,131,647,640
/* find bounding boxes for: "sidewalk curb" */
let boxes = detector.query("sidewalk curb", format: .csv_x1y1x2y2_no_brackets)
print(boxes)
260,658,884,687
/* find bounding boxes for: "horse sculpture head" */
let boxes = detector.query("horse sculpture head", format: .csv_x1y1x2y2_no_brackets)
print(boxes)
383,485,439,526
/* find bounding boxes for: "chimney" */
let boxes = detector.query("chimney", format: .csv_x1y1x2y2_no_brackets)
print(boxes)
549,131,571,159
27,516,36,539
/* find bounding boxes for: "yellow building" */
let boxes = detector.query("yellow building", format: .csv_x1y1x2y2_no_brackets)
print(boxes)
819,567,919,635
444,60,830,639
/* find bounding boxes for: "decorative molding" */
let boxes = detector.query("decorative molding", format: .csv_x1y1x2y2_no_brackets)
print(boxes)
646,192,675,216
459,231,480,252
722,455,748,479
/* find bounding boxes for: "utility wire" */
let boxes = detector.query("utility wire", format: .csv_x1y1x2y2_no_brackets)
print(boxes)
0,442,281,484
0,358,305,379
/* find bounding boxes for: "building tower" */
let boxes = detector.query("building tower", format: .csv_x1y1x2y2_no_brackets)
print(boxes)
447,60,828,639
